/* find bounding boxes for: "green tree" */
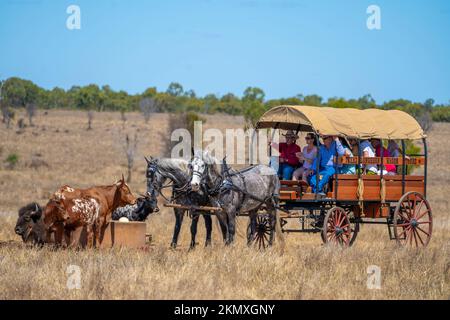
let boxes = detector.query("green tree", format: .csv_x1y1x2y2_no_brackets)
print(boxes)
166,82,184,97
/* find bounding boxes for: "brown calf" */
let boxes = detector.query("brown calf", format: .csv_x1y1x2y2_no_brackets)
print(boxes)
43,176,136,248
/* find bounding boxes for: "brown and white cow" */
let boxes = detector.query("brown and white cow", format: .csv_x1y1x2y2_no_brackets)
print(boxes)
43,176,136,248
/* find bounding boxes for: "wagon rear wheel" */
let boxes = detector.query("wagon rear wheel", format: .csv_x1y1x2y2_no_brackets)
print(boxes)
393,192,432,247
322,206,357,246
247,214,274,250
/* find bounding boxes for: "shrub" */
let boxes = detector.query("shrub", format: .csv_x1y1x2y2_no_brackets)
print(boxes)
5,153,19,169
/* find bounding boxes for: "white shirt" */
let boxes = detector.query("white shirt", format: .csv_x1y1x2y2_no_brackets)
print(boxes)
360,140,377,173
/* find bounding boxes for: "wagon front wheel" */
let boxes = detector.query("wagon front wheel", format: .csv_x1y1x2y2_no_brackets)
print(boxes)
247,214,274,250
322,206,356,246
393,192,432,247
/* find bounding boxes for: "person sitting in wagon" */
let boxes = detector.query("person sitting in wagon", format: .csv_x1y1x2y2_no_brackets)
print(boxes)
360,139,378,175
293,133,318,182
270,130,301,180
337,137,356,174
308,135,345,196
371,138,396,175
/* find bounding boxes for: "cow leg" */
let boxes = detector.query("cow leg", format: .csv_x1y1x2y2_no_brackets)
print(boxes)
64,228,72,248
54,223,65,247
189,211,199,250
94,222,102,249
171,209,184,248
86,224,94,248
203,213,212,247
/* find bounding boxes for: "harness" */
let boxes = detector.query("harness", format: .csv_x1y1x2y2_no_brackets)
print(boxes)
209,162,274,213
146,162,191,202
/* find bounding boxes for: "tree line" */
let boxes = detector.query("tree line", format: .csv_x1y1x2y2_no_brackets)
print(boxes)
1,77,449,129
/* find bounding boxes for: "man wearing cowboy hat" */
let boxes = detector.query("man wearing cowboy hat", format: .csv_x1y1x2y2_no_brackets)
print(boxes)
308,135,345,196
270,130,301,180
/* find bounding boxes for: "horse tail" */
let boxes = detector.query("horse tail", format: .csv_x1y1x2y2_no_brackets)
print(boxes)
272,178,285,251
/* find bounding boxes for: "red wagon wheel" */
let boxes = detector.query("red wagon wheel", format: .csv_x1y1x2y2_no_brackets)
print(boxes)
322,206,357,246
393,191,432,247
246,214,273,250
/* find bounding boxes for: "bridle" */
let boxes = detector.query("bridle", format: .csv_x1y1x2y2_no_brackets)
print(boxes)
146,161,192,202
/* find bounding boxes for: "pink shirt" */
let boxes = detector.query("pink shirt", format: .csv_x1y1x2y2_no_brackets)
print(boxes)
375,146,396,173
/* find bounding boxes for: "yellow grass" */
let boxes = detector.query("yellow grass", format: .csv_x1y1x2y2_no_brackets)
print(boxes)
0,110,449,299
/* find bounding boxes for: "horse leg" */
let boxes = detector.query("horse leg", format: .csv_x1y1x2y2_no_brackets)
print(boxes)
189,211,199,250
171,209,184,248
227,212,236,245
216,212,228,243
268,209,276,246
247,211,257,246
204,213,212,247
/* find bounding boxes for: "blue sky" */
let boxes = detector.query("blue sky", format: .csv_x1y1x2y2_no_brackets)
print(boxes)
1,0,449,104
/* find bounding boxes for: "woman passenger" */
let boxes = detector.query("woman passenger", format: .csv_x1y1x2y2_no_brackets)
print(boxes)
293,133,317,182
371,139,396,175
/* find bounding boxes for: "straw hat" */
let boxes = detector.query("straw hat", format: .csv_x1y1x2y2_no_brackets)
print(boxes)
282,130,299,139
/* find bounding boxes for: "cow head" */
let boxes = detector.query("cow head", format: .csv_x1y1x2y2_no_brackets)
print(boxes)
15,202,46,244
115,175,137,207
42,199,68,234
132,194,158,220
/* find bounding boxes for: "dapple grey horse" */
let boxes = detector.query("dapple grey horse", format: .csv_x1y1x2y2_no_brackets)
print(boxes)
189,150,283,246
145,156,213,249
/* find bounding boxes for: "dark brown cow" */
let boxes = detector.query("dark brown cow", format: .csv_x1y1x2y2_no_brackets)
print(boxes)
43,176,136,248
15,202,47,245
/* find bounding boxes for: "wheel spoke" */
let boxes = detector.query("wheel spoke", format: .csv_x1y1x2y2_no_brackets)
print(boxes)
413,229,418,247
396,223,410,227
397,225,411,239
415,229,425,246
340,223,349,229
414,200,425,219
415,209,431,222
337,211,345,226
332,211,340,226
397,209,410,222
401,202,411,219
416,225,430,237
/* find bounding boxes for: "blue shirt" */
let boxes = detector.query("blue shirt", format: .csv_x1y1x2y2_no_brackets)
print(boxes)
312,140,345,172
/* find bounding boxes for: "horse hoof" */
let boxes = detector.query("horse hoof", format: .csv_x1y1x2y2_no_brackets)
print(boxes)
170,243,177,249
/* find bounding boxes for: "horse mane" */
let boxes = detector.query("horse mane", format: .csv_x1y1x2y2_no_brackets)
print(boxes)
155,157,190,184
196,149,223,179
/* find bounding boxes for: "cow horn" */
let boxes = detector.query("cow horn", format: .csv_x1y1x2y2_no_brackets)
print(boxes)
34,203,39,212
144,156,151,164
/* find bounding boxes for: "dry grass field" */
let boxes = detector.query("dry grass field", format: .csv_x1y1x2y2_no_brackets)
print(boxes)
0,110,449,300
